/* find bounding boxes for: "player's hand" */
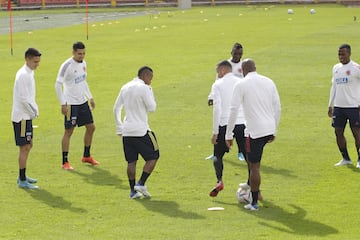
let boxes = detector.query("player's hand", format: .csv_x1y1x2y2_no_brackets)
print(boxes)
211,134,218,145
328,106,333,118
90,99,95,110
226,139,233,148
61,105,68,115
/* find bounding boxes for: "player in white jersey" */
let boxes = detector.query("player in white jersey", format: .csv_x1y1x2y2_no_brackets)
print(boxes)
206,43,246,161
113,66,159,199
328,44,360,169
208,60,246,197
55,42,99,170
11,48,41,189
226,59,281,211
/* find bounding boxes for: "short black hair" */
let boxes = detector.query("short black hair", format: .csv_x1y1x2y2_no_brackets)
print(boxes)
138,66,153,77
73,41,85,51
233,42,243,50
339,44,351,53
217,60,232,70
25,48,41,58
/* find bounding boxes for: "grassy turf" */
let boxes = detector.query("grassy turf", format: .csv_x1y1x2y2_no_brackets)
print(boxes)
0,4,359,239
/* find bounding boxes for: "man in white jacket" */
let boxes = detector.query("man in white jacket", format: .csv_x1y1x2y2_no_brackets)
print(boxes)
113,66,159,199
226,59,281,211
12,48,41,189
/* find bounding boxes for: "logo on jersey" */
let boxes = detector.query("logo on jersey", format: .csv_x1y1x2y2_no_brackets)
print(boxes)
335,77,349,84
346,70,351,76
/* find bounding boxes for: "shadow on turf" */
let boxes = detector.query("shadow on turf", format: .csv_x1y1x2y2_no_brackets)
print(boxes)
243,200,338,237
223,158,297,179
70,165,127,189
27,188,87,213
136,199,205,219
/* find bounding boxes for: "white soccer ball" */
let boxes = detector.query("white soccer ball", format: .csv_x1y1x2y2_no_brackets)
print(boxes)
310,9,316,14
287,9,294,14
236,187,252,203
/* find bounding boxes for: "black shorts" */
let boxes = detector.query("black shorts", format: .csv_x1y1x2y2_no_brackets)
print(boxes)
332,107,360,128
246,135,272,163
232,124,246,154
123,131,160,163
214,125,230,157
64,102,94,129
13,120,33,146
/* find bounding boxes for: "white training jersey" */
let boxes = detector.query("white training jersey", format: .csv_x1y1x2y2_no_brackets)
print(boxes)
113,77,156,137
228,58,244,78
328,60,360,108
11,64,39,122
55,57,93,105
212,72,242,134
226,72,281,139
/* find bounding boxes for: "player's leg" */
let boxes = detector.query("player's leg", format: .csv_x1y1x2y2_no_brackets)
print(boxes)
135,131,160,198
333,107,352,166
209,126,227,197
244,136,269,211
78,102,99,165
348,108,360,168
123,136,142,198
62,127,74,170
13,120,38,188
61,104,78,169
233,124,246,161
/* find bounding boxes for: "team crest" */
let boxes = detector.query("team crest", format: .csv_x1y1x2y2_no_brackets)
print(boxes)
346,70,351,76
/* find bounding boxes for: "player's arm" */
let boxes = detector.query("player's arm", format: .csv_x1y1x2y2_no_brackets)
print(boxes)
18,75,38,118
113,90,124,136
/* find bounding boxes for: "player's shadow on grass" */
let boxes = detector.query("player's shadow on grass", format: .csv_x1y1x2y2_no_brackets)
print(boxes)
27,188,87,213
71,166,127,189
244,201,338,237
223,158,296,179
137,199,205,219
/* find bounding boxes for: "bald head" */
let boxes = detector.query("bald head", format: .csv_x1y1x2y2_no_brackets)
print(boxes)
242,58,256,77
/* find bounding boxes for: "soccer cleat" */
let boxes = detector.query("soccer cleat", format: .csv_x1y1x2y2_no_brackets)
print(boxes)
334,159,352,167
244,203,259,211
26,176,38,184
134,183,151,198
209,181,224,197
17,176,38,184
18,180,39,189
205,154,216,161
239,182,250,190
130,191,143,199
62,162,74,170
356,161,360,169
82,156,100,165
238,152,245,161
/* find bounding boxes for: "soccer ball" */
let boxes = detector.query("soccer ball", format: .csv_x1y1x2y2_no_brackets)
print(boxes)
236,187,252,203
287,9,294,14
310,9,316,14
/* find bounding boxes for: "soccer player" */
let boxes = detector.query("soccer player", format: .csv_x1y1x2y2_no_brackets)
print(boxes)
226,59,281,211
12,48,42,189
328,44,360,169
113,66,159,199
55,41,99,170
209,60,245,197
207,42,246,161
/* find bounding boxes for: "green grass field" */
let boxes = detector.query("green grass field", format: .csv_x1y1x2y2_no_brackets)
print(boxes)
1,4,360,239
